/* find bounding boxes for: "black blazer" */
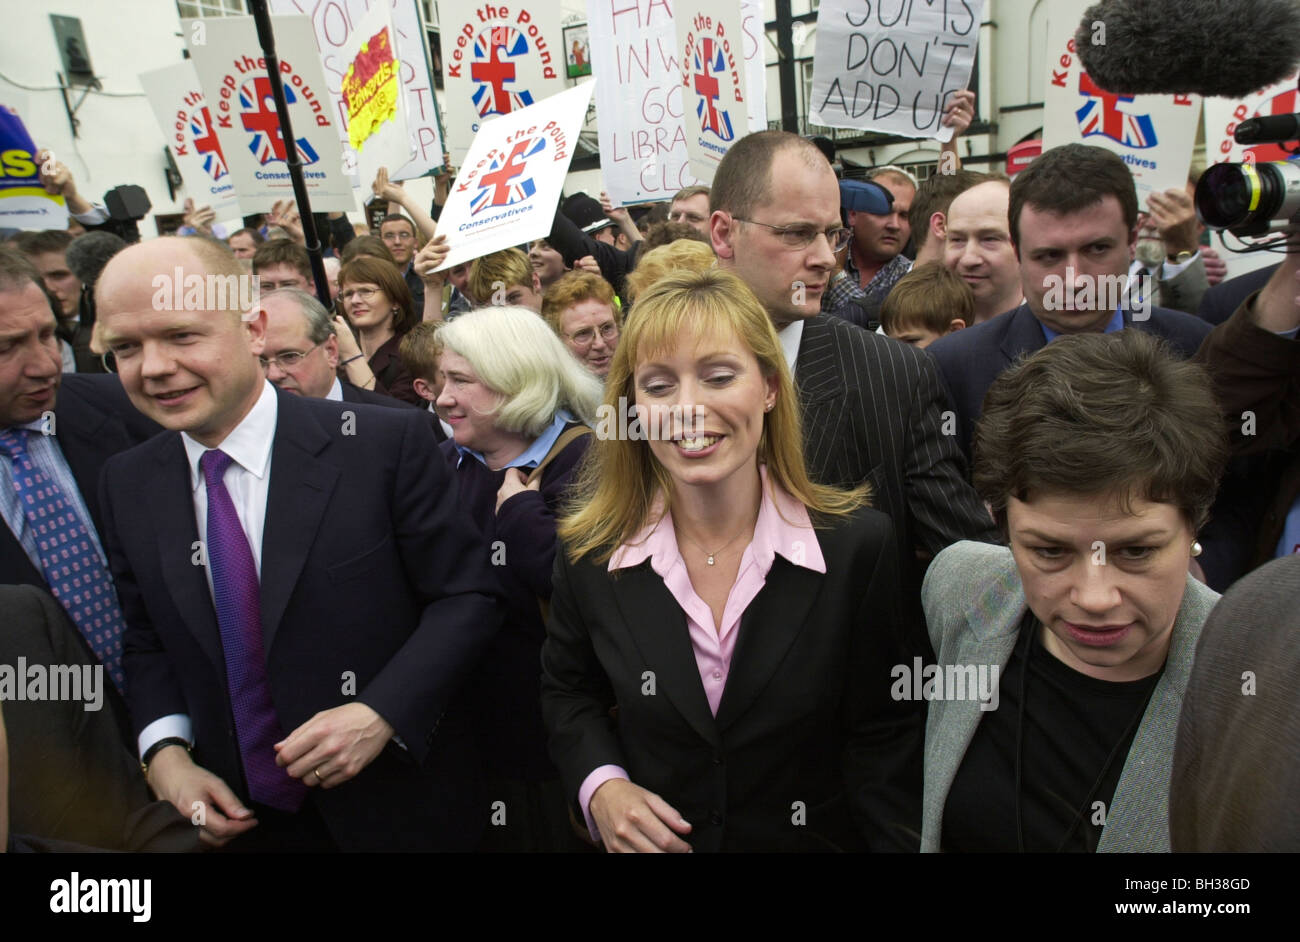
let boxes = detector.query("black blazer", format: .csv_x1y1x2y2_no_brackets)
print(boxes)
541,505,926,852
98,389,503,851
1197,263,1279,326
926,303,1213,458
339,380,446,442
794,315,998,564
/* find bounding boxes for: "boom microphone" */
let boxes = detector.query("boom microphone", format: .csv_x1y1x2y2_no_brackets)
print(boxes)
1074,0,1300,98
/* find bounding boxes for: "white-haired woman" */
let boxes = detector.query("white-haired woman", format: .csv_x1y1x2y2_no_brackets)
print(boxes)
435,304,603,852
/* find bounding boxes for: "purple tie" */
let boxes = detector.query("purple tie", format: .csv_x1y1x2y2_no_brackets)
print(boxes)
0,427,127,694
200,448,305,812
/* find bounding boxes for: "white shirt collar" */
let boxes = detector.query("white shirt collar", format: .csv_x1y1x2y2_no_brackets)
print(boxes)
778,320,805,376
182,380,279,492
326,377,344,401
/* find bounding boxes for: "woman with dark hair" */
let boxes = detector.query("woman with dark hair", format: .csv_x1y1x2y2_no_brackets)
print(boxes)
920,329,1229,852
334,255,420,405
541,268,924,852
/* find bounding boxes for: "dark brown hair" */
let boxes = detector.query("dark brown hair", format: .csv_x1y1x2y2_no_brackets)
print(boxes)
973,330,1228,533
908,169,993,250
1008,144,1138,248
338,255,417,335
880,262,973,336
710,130,829,220
340,234,397,267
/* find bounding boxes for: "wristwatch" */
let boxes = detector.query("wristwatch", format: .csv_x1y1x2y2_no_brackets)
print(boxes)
1168,250,1195,264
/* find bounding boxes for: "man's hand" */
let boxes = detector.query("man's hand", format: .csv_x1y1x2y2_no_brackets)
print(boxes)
496,467,540,513
146,745,257,847
413,234,450,285
1147,188,1200,258
372,166,404,205
1201,244,1228,286
589,779,693,853
600,190,630,226
574,255,601,275
275,702,393,788
266,198,304,244
35,148,92,215
940,89,976,135
183,198,217,235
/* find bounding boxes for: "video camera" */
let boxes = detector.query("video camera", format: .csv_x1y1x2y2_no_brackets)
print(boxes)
1195,100,1300,239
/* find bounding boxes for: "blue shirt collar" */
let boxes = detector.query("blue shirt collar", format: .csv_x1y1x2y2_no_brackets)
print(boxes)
455,409,576,470
1040,305,1124,344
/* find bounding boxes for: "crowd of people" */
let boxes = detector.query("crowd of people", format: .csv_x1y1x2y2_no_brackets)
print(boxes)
1,97,1297,854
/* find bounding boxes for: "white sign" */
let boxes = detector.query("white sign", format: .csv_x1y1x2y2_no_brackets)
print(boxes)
440,1,567,163
434,80,596,272
185,15,356,213
675,0,748,182
810,0,984,141
1205,70,1300,166
139,62,242,218
337,3,412,194
587,0,766,205
269,0,445,182
1040,0,1199,208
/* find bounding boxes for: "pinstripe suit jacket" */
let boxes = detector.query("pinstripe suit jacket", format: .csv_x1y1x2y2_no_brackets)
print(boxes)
919,541,1221,852
794,315,998,571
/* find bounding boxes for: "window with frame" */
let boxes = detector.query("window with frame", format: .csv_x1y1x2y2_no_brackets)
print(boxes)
176,0,246,19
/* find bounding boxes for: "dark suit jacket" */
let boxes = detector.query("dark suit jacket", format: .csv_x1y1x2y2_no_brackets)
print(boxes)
794,315,998,569
1197,263,1279,326
926,303,1213,458
541,505,926,851
98,390,503,851
338,379,446,442
368,332,420,406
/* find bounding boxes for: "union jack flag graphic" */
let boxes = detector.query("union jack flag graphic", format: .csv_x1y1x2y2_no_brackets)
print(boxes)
239,76,320,166
189,105,227,181
471,26,535,119
470,137,545,216
1076,72,1157,148
693,38,735,142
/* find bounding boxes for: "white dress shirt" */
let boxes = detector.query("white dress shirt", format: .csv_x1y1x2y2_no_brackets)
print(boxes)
137,381,278,758
778,319,805,378
326,377,344,401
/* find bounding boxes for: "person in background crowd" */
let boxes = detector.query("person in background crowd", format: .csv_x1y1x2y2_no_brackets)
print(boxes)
333,255,421,405
821,165,916,324
633,221,711,261
398,321,453,442
94,235,502,852
227,227,264,261
880,262,972,348
252,239,313,295
667,185,712,237
921,330,1227,852
339,235,397,268
942,178,1023,325
599,191,642,251
542,268,924,852
541,271,621,379
909,169,991,268
13,229,81,371
530,239,570,290
436,305,602,851
468,248,545,313
547,192,637,300
623,239,717,307
321,256,341,302
1127,176,1212,317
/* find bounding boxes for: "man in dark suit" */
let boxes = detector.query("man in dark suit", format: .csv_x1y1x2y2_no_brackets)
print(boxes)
926,144,1213,459
1197,262,1280,326
94,237,501,851
708,131,998,576
0,249,159,740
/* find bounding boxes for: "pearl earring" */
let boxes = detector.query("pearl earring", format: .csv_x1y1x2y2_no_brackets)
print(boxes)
1191,540,1203,557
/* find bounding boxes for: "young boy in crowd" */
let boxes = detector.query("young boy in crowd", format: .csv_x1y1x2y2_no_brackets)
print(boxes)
879,261,973,349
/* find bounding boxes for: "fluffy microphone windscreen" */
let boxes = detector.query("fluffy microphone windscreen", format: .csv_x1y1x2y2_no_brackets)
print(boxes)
1075,0,1300,99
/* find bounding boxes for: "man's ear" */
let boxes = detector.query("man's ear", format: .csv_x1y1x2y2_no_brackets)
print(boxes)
930,211,946,241
242,305,268,355
412,376,436,403
531,271,542,294
710,210,735,260
323,334,339,369
946,318,967,333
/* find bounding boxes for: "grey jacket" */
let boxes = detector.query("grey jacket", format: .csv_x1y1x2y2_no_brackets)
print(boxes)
919,541,1220,852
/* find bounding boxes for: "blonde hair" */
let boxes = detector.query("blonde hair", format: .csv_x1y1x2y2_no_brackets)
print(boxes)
467,247,533,304
623,239,717,305
436,305,603,437
558,268,870,564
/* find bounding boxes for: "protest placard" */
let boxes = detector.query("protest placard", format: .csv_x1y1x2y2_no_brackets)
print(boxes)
337,2,411,194
434,80,595,272
1040,0,1199,208
809,0,984,141
139,61,242,219
0,101,68,231
185,14,356,213
269,0,445,182
1205,70,1300,166
440,1,567,163
675,0,748,182
587,0,766,205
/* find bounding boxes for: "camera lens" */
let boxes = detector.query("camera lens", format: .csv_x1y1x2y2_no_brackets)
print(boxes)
1196,164,1255,230
1196,161,1300,235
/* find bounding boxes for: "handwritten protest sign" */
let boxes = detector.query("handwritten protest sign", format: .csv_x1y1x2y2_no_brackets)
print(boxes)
434,80,595,272
810,0,983,141
675,0,748,182
1040,0,1198,208
139,61,242,219
0,101,68,231
269,0,444,182
185,14,356,212
587,0,766,205
338,2,411,193
440,2,566,164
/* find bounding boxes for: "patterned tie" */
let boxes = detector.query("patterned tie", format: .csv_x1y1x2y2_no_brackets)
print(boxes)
0,427,127,694
200,448,305,813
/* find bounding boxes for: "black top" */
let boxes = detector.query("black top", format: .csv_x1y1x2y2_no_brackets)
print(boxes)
942,614,1160,852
